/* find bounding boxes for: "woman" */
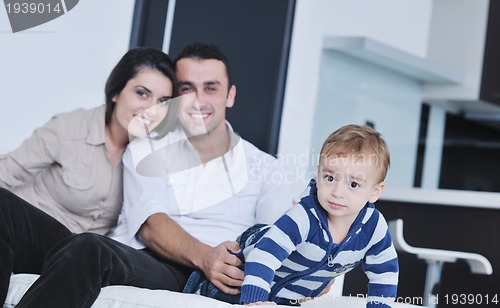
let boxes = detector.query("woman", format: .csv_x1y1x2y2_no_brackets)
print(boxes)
0,47,179,303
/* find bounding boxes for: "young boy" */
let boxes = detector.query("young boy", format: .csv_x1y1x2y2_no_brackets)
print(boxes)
184,124,399,307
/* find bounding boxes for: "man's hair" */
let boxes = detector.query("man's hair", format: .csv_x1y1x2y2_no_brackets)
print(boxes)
174,42,233,88
320,124,390,182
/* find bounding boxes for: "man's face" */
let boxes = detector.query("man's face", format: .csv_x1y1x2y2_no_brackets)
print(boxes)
175,58,236,137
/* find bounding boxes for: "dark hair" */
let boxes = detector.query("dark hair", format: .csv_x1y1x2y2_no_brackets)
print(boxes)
173,42,233,88
104,47,179,136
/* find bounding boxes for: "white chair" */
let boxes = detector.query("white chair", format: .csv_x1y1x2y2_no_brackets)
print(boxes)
388,219,492,308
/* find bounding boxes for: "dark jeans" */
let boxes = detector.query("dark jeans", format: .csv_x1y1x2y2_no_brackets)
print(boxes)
0,188,73,303
0,188,191,307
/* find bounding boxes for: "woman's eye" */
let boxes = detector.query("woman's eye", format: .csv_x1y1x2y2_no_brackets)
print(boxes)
350,182,359,189
137,91,147,98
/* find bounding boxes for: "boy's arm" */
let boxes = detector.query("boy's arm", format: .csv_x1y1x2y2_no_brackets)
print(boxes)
240,204,310,304
362,220,399,308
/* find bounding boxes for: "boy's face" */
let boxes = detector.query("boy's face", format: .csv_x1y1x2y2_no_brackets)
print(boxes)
316,155,384,223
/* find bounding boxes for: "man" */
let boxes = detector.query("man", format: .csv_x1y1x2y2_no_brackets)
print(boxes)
15,43,293,307
116,43,293,294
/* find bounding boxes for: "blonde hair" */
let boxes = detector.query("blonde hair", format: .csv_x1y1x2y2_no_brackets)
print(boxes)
319,124,390,182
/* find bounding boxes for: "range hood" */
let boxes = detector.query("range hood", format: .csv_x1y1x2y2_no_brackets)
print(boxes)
323,36,462,84
323,36,500,132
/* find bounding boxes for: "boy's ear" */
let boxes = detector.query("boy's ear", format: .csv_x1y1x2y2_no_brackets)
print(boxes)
368,182,385,203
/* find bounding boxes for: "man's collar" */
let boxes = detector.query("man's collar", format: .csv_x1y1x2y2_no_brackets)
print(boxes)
178,120,241,155
225,121,242,152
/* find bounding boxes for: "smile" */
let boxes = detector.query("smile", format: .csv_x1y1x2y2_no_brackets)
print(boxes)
189,113,209,119
133,115,152,126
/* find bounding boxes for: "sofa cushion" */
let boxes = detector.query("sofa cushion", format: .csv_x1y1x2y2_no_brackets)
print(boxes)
5,274,419,308
6,274,237,308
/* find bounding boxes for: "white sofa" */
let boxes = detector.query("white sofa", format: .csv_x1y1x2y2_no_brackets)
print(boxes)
5,274,245,308
5,274,418,308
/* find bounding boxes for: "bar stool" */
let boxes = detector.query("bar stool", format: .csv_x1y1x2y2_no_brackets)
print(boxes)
388,219,492,308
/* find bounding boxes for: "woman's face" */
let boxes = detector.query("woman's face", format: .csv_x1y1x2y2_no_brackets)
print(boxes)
112,67,174,138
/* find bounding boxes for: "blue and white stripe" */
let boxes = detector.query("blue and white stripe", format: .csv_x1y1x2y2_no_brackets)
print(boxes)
240,181,398,307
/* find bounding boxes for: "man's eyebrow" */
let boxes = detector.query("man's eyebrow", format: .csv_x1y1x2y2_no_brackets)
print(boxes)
204,81,221,86
178,81,222,87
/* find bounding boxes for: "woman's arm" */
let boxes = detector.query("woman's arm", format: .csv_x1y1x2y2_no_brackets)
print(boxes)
0,115,60,189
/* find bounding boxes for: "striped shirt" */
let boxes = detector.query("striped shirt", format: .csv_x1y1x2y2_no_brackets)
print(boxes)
240,180,398,307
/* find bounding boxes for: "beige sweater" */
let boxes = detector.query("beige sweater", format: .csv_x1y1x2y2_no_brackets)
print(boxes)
0,105,122,235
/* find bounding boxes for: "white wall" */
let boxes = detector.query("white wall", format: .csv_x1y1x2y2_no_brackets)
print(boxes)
424,0,489,101
0,1,135,153
3,0,481,195
278,0,434,196
309,52,423,190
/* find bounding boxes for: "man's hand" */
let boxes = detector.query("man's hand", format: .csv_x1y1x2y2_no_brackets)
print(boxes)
140,214,245,294
196,241,244,295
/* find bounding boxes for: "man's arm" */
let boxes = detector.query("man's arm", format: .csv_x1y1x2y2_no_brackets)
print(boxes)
138,212,244,294
123,141,248,294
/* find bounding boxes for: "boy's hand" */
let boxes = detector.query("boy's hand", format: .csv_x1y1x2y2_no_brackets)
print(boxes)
244,301,277,306
317,277,335,297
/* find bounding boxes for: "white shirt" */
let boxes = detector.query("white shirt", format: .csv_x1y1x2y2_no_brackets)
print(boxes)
110,123,293,248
